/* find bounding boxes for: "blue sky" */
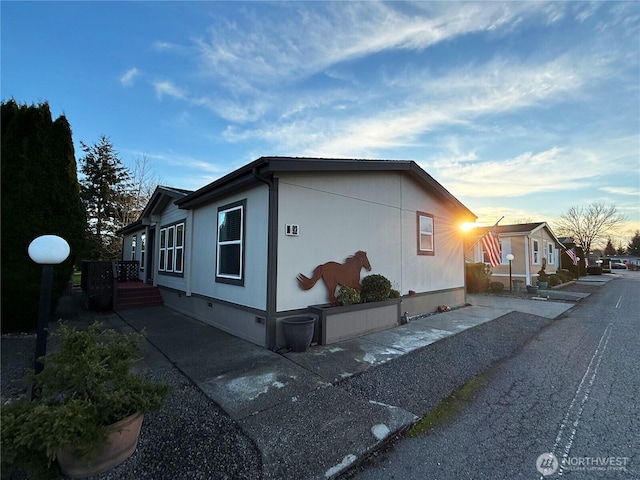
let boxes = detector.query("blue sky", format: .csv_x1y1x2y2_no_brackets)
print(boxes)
2,1,639,246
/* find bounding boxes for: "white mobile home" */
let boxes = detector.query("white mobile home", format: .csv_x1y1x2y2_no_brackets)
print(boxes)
119,157,477,349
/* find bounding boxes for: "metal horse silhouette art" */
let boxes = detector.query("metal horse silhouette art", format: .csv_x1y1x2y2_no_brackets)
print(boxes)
297,251,372,306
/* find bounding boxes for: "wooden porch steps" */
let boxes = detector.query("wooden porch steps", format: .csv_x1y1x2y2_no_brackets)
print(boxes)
115,282,163,310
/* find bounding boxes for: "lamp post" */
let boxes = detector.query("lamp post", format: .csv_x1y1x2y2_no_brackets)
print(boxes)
28,235,70,376
506,254,515,293
576,257,581,280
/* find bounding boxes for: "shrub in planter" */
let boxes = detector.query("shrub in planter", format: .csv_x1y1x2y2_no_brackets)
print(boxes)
548,274,562,287
537,267,549,282
361,274,392,302
1,322,169,478
487,281,504,293
389,288,401,299
337,285,361,305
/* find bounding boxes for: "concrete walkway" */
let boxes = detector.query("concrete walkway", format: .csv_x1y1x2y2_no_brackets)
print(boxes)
105,277,619,479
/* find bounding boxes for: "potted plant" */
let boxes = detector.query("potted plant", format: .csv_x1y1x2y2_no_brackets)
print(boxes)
526,284,539,294
361,274,392,302
1,322,169,478
336,285,361,306
537,267,549,289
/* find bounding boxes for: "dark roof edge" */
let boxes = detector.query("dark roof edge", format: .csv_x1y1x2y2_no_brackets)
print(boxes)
116,219,143,235
176,156,476,218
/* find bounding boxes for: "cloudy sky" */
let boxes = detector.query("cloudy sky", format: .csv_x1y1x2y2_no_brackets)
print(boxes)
2,1,639,245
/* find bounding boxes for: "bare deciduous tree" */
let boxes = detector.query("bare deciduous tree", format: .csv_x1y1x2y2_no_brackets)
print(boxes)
116,153,161,227
554,203,627,255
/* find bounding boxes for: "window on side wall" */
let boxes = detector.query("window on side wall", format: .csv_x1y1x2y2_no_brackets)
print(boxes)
548,243,554,267
140,233,146,270
532,239,540,264
131,235,137,261
158,222,185,275
216,200,246,285
417,212,435,256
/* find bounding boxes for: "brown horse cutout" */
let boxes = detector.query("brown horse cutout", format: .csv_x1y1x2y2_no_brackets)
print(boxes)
297,251,372,306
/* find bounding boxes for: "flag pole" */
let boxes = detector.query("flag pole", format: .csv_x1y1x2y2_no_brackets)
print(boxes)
467,216,504,251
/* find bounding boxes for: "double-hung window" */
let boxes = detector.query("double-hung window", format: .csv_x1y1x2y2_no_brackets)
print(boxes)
131,235,137,261
532,239,540,264
159,222,185,274
216,200,245,285
417,212,435,256
140,233,146,270
548,243,554,267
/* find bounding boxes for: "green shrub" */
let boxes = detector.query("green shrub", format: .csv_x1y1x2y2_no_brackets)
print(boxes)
361,274,392,302
557,269,573,282
548,274,562,287
1,322,169,477
537,267,549,282
487,282,504,293
337,285,361,305
389,288,401,299
1,100,86,333
465,263,491,293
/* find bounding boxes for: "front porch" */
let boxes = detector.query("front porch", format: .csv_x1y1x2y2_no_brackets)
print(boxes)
80,261,163,311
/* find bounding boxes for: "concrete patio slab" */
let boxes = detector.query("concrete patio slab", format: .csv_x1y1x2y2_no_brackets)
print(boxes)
239,384,416,480
284,337,405,383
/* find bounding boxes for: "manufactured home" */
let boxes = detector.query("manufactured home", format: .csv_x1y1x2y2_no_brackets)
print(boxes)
465,222,565,287
119,157,477,349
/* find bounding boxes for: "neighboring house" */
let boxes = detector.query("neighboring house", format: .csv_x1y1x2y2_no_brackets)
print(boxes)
118,157,477,349
558,237,587,274
465,222,565,287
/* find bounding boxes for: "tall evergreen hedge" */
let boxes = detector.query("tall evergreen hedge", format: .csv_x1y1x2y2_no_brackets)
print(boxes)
1,100,86,333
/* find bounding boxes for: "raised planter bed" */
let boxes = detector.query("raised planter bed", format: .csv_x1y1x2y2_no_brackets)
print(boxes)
309,298,401,345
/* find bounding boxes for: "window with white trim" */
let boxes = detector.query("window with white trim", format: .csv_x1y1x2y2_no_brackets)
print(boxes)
159,222,185,274
216,200,245,284
548,243,554,267
140,233,146,270
532,239,540,264
417,212,435,256
131,235,137,261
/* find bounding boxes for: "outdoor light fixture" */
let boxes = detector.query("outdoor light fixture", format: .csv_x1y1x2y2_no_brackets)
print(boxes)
506,253,515,293
28,235,70,378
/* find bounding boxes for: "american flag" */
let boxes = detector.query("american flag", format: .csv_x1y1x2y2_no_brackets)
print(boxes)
482,230,502,267
566,247,578,266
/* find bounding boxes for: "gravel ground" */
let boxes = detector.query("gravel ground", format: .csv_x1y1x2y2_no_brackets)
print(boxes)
1,327,262,480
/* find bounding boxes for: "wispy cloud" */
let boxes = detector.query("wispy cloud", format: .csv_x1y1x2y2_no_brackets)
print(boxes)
191,2,548,88
153,80,187,100
120,67,139,87
599,186,640,196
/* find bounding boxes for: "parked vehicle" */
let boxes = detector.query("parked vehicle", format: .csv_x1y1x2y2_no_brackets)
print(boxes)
611,262,628,269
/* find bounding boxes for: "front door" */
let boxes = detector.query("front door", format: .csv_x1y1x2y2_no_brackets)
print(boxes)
146,229,155,284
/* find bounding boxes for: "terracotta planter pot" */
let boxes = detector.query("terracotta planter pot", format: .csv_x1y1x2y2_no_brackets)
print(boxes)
57,412,143,479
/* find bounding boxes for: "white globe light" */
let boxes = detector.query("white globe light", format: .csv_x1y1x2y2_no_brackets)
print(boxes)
506,254,515,261
28,235,70,265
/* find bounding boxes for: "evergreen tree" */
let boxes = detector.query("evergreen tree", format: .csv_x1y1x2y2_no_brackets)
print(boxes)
628,231,640,256
79,136,131,259
1,100,86,333
604,238,616,256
